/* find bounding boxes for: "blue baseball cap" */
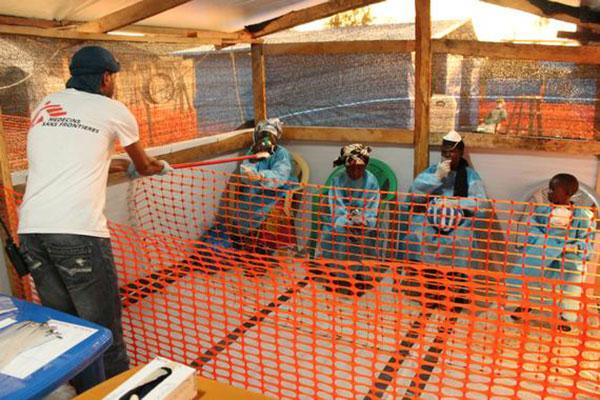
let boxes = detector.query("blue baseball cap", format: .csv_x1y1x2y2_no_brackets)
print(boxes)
69,46,120,76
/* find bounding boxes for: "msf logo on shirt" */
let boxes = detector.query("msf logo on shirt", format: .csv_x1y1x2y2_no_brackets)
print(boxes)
30,101,67,128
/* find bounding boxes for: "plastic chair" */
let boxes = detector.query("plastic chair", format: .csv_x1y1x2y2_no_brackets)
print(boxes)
306,158,398,258
220,151,309,253
523,181,600,209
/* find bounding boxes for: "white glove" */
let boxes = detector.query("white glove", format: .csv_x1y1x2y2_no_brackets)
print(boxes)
127,161,173,179
549,207,572,228
241,164,261,180
436,160,451,181
158,160,173,175
254,151,271,160
127,162,141,180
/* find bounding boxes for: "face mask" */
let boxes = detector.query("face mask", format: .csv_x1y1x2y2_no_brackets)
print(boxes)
255,136,275,154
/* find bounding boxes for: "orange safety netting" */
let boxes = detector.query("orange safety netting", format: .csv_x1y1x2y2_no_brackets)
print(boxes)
79,168,600,400
1,107,198,172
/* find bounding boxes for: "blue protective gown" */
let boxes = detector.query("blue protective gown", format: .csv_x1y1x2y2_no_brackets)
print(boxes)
237,146,297,233
505,205,594,321
399,164,489,268
320,170,380,261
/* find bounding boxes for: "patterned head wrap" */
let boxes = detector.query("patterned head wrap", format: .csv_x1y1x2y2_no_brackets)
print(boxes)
253,118,283,144
333,143,372,167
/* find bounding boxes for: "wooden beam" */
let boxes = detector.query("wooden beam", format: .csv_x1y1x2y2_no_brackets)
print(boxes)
264,40,415,55
480,0,600,34
117,25,250,41
244,0,385,38
0,14,251,42
251,44,268,122
413,0,432,177
557,29,600,43
108,131,254,187
433,39,600,64
275,126,600,155
76,0,194,33
430,132,600,155
0,23,224,44
284,126,413,144
0,14,69,28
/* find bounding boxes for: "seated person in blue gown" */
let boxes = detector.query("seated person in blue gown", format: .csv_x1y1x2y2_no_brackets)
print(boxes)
320,144,380,261
400,130,489,269
236,118,297,250
506,173,594,332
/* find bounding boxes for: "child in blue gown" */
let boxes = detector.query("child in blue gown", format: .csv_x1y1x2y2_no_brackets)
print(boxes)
506,173,595,332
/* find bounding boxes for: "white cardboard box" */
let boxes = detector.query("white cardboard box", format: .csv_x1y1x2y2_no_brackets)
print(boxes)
103,357,197,400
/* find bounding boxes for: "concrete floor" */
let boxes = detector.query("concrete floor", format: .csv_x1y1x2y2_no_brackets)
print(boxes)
115,255,600,400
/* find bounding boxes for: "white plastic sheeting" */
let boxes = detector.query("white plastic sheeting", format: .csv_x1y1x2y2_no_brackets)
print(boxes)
0,0,327,32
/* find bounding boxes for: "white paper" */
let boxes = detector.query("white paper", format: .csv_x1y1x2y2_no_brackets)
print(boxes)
104,357,196,400
0,317,16,330
0,297,16,315
0,319,97,379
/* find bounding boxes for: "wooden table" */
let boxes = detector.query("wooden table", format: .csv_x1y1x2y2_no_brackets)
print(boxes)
75,365,275,400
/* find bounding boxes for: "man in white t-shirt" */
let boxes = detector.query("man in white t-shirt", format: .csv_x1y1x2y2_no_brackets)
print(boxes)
17,46,171,392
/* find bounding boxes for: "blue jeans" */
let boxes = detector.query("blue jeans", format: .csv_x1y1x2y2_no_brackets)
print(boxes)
18,234,130,392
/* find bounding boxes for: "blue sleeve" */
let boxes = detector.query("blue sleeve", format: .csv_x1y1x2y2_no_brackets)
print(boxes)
456,168,488,211
571,209,595,259
328,176,349,229
523,206,564,264
257,147,292,189
409,165,443,206
363,174,380,228
410,165,443,198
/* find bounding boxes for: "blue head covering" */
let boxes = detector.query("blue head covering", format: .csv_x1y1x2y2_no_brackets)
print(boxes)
66,46,120,95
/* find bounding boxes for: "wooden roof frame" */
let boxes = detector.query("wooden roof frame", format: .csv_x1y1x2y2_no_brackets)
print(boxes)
0,0,387,45
2,0,600,43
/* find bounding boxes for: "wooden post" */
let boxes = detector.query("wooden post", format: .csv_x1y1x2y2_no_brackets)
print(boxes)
251,43,267,122
0,108,25,297
413,0,432,177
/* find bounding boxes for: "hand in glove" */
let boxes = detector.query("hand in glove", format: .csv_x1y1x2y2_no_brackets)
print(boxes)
436,160,452,181
158,160,173,175
127,162,141,180
127,160,173,179
549,207,572,228
241,164,261,181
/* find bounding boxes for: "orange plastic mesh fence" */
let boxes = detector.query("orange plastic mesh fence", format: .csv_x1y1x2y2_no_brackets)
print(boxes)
99,168,600,400
1,108,198,172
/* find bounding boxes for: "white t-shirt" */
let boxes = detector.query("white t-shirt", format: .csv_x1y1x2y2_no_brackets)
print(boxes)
18,89,139,238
